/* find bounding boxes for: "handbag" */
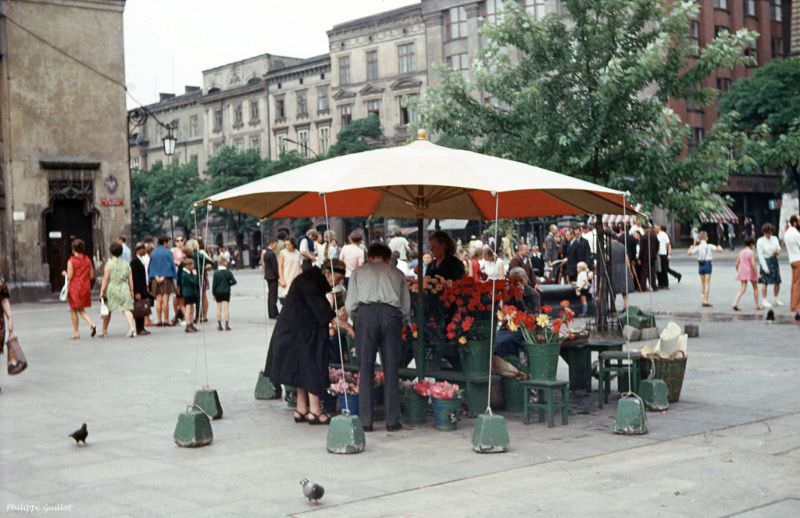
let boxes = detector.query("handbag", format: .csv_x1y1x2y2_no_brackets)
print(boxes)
6,335,27,375
100,299,110,317
133,298,151,318
59,276,69,302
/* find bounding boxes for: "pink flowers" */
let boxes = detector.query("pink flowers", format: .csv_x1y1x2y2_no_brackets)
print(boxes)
429,380,461,400
412,379,433,397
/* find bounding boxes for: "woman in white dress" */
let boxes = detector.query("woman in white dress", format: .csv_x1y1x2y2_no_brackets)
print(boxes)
481,248,505,281
278,238,303,300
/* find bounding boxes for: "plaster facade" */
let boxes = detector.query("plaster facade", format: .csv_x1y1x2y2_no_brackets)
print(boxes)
0,0,129,299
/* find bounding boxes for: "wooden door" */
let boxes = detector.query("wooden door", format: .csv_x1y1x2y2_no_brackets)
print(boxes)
46,200,94,292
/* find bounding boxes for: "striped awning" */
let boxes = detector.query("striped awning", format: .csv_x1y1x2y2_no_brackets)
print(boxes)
602,204,644,225
698,203,739,224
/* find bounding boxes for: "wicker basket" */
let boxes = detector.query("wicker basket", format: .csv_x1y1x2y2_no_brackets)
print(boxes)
641,355,687,403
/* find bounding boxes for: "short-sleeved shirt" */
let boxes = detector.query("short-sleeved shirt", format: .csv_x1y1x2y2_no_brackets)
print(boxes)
428,254,465,281
656,231,671,256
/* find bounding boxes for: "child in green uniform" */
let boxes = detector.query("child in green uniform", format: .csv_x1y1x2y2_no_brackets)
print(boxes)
180,257,199,333
212,256,237,331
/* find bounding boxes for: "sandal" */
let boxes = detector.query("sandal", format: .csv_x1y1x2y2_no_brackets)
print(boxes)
71,334,80,340
293,411,306,423
732,305,740,311
318,413,331,426
306,412,322,425
8,361,27,375
90,325,97,338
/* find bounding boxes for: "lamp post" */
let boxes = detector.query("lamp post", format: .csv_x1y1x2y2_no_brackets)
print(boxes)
282,137,318,159
128,107,178,158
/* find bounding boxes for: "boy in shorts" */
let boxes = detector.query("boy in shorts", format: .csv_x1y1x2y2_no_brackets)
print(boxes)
212,256,237,331
180,257,199,333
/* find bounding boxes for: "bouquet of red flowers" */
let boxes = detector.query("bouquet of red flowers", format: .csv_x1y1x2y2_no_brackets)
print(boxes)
498,300,575,345
439,277,519,345
429,380,461,400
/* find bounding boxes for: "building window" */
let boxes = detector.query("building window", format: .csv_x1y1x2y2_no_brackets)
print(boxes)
213,109,222,132
447,53,470,79
713,0,728,10
688,127,704,153
686,88,703,113
250,100,259,121
234,104,244,126
366,99,381,119
448,6,468,40
366,50,379,81
131,157,140,170
716,77,732,93
213,141,223,155
277,134,287,156
485,0,505,22
317,87,329,113
771,37,783,58
399,96,418,125
250,136,260,154
275,98,286,120
714,26,729,38
189,114,199,138
398,43,416,74
745,39,758,67
524,0,546,20
769,0,782,21
744,0,756,16
689,21,701,56
339,56,351,85
189,154,198,165
319,126,330,155
340,105,352,127
297,92,308,117
297,130,310,158
171,119,180,140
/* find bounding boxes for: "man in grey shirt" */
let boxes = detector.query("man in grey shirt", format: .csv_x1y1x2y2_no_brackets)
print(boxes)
345,242,411,432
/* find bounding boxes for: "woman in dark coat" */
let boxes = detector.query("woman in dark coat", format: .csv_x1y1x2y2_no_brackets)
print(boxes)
265,259,348,425
608,234,635,312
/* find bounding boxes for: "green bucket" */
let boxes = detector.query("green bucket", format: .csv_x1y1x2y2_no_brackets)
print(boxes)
458,341,491,376
501,377,525,412
432,397,461,431
525,342,560,380
400,394,427,425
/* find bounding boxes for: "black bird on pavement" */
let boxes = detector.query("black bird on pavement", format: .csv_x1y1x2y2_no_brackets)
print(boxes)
765,309,775,323
69,423,88,445
300,478,324,504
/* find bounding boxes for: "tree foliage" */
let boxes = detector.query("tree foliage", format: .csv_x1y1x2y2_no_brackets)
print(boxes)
418,0,756,216
328,115,383,157
131,160,200,239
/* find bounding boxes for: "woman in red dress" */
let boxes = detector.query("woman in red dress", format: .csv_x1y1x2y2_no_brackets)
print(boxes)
63,239,96,339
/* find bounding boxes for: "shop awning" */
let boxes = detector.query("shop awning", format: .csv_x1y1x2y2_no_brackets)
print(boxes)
698,201,739,224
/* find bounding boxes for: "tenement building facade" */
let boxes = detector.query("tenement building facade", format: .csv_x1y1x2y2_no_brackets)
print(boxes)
1,0,129,299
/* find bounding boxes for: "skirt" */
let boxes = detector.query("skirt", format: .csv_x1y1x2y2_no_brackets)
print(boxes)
698,261,712,275
758,256,781,285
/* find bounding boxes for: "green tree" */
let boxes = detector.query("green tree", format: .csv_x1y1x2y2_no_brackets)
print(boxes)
418,0,756,215
327,115,383,157
715,57,800,194
131,161,200,240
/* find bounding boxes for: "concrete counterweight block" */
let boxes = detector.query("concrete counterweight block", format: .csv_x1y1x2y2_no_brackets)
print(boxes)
254,370,278,400
638,379,670,411
326,414,365,454
193,388,223,420
622,325,641,342
613,395,648,435
471,414,510,453
174,407,213,447
684,324,700,338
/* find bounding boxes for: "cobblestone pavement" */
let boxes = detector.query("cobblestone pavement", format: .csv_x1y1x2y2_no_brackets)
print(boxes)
0,261,797,517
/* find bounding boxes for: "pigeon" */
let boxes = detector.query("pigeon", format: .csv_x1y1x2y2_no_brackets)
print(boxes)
765,309,775,323
69,423,88,445
300,478,324,504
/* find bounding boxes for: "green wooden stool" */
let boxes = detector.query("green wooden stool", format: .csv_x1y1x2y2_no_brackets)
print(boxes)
520,379,569,427
598,351,642,408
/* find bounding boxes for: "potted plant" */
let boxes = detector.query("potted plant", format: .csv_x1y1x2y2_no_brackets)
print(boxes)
428,380,463,431
328,370,360,416
439,277,516,376
499,301,575,380
399,379,430,424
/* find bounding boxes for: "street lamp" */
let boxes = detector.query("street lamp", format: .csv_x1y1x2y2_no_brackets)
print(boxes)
162,125,177,156
128,107,177,157
282,137,318,158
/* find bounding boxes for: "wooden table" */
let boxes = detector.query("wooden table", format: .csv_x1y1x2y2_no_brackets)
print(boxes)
559,339,624,391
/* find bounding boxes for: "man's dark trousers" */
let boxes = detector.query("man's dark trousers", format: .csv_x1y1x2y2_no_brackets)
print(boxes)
355,303,403,429
266,279,279,318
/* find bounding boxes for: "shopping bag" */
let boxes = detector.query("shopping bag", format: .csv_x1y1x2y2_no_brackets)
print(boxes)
100,299,110,317
59,276,69,302
6,335,27,375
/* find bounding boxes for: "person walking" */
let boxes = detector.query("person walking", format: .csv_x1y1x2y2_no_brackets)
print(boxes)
388,229,411,261
0,279,24,379
655,224,682,288
130,242,152,336
63,239,96,339
732,238,761,311
212,256,237,331
148,236,177,326
783,214,800,321
98,242,136,338
756,223,783,308
298,229,319,271
688,231,723,307
339,231,366,286
117,236,131,263
261,238,280,319
639,225,659,292
266,260,350,425
345,244,411,432
180,257,199,333
607,232,634,312
171,236,186,324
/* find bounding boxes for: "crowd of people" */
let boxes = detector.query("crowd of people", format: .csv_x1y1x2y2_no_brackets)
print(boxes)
62,234,238,338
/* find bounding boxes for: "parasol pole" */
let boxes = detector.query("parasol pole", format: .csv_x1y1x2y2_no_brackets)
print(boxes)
415,206,426,381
